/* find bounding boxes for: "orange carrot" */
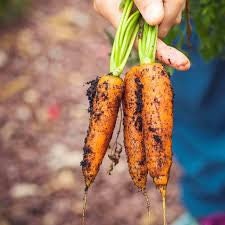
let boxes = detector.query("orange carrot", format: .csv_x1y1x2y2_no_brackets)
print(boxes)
123,66,147,191
137,22,174,225
141,63,173,191
81,75,123,190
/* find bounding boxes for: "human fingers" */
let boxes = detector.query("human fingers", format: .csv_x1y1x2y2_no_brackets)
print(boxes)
156,39,190,71
134,0,164,25
93,0,121,27
158,0,186,38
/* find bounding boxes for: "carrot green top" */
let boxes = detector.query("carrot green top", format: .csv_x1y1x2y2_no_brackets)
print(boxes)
138,21,158,65
110,0,140,77
110,0,159,75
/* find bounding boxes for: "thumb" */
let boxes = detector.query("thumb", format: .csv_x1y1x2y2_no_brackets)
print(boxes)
94,0,121,28
134,0,164,25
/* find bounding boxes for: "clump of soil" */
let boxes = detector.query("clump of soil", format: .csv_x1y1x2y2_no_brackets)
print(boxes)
134,77,143,114
134,77,143,131
86,77,99,114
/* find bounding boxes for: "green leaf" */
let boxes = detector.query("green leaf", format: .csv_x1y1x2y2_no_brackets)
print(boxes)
166,0,225,60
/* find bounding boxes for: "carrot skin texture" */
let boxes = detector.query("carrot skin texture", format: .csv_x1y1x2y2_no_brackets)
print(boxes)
141,63,173,187
123,66,148,191
81,75,124,189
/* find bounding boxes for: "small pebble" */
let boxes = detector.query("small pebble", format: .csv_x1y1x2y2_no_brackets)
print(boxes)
23,89,40,105
46,143,82,170
43,213,57,225
48,46,63,61
48,170,76,191
10,183,39,198
15,105,32,121
73,10,90,28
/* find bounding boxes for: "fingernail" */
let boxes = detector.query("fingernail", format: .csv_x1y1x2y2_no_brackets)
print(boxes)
184,60,191,70
178,60,191,71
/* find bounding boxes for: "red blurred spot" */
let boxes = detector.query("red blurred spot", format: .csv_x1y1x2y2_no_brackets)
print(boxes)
48,104,60,121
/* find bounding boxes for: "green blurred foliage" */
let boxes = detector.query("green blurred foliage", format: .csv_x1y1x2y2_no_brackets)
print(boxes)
0,0,30,25
165,0,225,60
193,1,225,60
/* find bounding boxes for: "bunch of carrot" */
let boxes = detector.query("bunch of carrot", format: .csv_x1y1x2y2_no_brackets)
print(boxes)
124,23,173,225
81,0,174,224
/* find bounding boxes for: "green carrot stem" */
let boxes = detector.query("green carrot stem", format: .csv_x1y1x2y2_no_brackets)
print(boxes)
110,0,140,76
138,20,158,64
138,37,143,63
118,0,134,48
115,0,132,59
152,26,158,62
119,11,140,62
110,0,131,72
117,23,140,75
142,24,148,53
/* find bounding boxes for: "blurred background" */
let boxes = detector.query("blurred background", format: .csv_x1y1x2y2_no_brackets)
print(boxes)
0,0,182,224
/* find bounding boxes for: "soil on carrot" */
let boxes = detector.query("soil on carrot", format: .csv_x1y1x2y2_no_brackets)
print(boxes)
134,77,143,114
153,134,163,146
86,77,99,114
0,0,184,225
134,77,143,132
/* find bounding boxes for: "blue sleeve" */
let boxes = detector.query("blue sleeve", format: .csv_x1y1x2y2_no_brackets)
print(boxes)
171,31,225,218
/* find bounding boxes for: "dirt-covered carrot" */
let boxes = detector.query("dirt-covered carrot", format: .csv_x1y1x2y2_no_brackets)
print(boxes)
141,63,173,190
123,66,147,191
81,75,123,190
138,23,173,225
123,66,150,225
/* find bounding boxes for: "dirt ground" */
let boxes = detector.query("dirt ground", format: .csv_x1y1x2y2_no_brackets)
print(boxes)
0,0,184,225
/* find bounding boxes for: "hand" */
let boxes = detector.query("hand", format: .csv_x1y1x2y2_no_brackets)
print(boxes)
135,0,185,38
94,0,190,71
